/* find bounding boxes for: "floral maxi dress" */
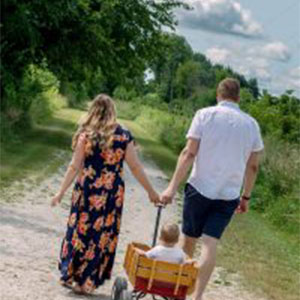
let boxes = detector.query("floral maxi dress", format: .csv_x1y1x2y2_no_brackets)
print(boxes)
59,125,133,291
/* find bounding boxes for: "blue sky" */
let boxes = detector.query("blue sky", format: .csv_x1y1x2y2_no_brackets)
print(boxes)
174,0,300,96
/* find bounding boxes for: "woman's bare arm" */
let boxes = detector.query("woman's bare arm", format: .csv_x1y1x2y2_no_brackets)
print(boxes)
51,134,86,207
125,142,160,204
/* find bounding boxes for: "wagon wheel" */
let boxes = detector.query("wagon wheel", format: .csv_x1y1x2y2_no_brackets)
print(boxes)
120,290,133,300
111,277,128,300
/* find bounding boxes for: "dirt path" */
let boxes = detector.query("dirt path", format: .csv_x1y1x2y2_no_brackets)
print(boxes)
0,151,267,300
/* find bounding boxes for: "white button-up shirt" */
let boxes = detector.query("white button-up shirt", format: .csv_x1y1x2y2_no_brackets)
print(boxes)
187,101,264,200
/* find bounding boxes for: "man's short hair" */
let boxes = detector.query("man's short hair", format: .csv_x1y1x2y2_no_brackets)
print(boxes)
217,78,240,101
160,223,180,244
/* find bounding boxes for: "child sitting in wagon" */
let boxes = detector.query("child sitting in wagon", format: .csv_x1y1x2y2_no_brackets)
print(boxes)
135,222,195,264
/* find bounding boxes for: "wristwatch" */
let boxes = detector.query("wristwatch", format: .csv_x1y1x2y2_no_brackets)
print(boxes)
241,195,251,201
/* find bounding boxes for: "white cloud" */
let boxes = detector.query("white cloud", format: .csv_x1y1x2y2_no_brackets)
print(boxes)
258,41,291,62
205,46,271,81
177,0,263,38
268,66,300,96
286,66,300,90
206,47,231,64
205,44,300,96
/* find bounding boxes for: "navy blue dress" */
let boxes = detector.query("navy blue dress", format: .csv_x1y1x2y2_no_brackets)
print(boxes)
59,125,133,291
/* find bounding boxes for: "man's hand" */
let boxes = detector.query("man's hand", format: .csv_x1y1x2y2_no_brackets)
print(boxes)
51,192,63,207
161,186,176,205
236,198,249,214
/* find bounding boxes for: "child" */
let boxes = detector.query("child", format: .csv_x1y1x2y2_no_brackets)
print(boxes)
136,223,186,264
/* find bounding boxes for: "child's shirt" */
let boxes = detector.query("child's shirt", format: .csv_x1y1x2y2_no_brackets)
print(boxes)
146,245,185,264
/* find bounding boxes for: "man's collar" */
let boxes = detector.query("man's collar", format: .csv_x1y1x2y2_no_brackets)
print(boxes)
217,100,240,110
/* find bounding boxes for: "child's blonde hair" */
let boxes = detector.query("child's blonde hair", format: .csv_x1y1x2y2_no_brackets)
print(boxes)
160,223,180,245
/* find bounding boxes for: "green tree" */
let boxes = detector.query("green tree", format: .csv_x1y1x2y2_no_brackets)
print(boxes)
1,0,184,112
150,33,193,102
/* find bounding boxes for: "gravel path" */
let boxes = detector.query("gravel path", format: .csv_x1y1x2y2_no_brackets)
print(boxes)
0,151,267,300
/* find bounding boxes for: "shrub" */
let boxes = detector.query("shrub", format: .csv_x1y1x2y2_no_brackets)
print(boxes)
1,64,63,139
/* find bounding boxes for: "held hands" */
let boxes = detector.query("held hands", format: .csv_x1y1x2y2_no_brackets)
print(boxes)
51,192,64,207
148,189,160,205
160,186,176,205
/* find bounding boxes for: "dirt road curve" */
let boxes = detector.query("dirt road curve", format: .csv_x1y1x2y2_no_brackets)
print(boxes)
0,151,266,300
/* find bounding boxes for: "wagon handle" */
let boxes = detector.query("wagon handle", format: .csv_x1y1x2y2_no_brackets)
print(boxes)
152,205,163,247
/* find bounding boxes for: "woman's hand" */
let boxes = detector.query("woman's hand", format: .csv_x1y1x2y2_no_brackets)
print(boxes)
51,192,64,207
148,189,160,205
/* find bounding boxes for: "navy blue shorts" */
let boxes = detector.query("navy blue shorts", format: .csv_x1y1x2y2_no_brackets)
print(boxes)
182,183,240,239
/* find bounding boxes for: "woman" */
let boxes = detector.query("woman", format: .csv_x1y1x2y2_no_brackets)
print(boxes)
51,94,160,294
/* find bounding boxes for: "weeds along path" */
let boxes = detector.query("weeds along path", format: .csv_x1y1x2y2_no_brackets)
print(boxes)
0,150,267,300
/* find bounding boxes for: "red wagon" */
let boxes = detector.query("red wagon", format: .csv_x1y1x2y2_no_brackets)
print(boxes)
111,207,199,300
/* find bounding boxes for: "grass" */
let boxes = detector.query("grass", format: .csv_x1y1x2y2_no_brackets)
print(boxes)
121,115,300,300
120,119,178,178
0,108,85,189
1,103,299,300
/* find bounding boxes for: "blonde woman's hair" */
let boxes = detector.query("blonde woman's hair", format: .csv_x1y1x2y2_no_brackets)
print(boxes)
72,94,117,150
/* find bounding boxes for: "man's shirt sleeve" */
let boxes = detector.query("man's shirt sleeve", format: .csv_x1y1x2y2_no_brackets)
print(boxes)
186,110,203,140
252,120,264,152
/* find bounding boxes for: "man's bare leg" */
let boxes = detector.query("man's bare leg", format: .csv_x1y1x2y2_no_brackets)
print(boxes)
193,234,218,300
181,234,198,258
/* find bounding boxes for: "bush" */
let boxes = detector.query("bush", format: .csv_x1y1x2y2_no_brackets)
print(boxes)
1,64,63,140
251,137,300,234
113,86,138,102
115,100,142,120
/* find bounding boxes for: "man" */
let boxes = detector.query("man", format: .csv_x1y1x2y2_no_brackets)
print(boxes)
161,78,264,300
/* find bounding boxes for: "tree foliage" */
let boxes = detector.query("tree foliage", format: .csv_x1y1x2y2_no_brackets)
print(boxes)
1,0,184,113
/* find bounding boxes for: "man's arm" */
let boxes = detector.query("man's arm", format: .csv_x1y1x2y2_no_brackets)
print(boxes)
161,138,200,204
237,151,262,213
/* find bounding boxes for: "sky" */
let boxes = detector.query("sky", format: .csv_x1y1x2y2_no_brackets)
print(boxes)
174,0,300,97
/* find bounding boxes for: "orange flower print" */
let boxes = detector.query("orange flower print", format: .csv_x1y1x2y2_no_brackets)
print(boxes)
78,213,89,235
115,148,124,162
89,193,107,211
101,148,125,165
72,232,85,252
114,133,128,142
93,216,104,231
105,212,115,227
92,171,115,190
85,244,96,261
78,165,96,186
103,171,115,190
77,261,88,276
67,263,73,277
103,255,110,270
62,240,69,258
117,217,121,233
84,139,94,157
109,236,118,253
68,213,77,227
101,149,116,165
83,277,95,293
99,232,110,251
116,186,124,207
